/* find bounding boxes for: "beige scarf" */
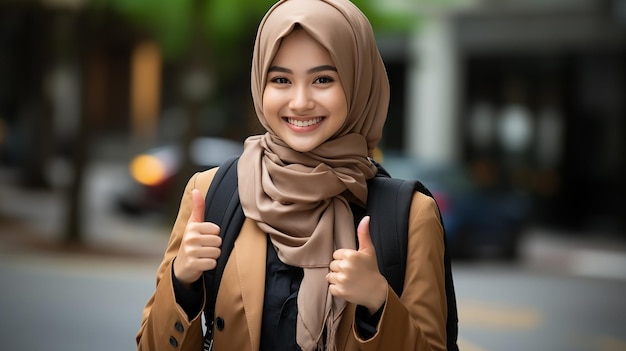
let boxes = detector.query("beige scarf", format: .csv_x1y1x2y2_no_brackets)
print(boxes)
238,0,390,349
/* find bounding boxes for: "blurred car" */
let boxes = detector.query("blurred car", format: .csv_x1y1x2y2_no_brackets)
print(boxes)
380,153,531,260
116,137,244,215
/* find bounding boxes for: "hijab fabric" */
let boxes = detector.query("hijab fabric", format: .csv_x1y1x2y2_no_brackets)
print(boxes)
237,0,390,349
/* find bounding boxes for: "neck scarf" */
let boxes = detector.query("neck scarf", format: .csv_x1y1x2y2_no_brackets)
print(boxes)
237,1,390,349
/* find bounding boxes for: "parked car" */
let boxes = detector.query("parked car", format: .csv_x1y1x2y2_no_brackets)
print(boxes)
116,137,244,215
379,153,531,260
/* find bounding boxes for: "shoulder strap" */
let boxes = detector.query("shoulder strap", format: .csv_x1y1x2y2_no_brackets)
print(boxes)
202,155,244,350
367,161,459,351
365,175,416,295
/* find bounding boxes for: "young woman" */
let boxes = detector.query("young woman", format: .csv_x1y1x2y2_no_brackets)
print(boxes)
136,0,448,350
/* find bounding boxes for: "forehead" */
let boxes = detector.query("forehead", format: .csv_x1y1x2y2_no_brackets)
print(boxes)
270,29,333,65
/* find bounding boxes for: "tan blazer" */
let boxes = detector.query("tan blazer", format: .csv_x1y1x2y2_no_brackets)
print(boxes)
137,168,448,351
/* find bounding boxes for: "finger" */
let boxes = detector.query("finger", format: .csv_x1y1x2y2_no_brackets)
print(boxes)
195,246,222,260
357,216,374,254
193,257,219,272
326,271,343,285
332,248,354,260
194,222,221,237
189,227,222,248
189,188,205,223
329,260,340,273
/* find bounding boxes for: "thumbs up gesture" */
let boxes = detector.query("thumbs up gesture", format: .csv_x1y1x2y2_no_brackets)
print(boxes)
173,189,222,288
327,216,387,314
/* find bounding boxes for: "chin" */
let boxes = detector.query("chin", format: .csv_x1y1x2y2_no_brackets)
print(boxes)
290,145,316,153
285,141,321,153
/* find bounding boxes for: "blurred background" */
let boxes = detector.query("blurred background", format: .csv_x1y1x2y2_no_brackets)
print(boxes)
0,0,625,350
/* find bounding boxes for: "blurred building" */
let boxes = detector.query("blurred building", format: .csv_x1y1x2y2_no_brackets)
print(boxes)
385,0,626,235
0,1,150,160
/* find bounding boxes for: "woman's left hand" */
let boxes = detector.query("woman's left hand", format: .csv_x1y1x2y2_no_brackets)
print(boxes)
327,216,388,314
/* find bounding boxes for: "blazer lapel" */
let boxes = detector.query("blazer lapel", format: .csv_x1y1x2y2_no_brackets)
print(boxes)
234,218,267,351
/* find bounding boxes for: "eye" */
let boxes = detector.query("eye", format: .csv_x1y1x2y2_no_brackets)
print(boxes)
269,76,290,84
314,76,334,84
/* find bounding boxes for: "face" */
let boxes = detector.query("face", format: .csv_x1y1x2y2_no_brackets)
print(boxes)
262,29,348,153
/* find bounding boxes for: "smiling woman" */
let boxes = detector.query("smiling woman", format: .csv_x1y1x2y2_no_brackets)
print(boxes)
262,28,348,153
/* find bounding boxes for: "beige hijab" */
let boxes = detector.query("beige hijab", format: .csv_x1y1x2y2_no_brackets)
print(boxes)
237,0,390,349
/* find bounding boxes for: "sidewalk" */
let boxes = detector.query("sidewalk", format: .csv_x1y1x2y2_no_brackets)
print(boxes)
0,161,170,261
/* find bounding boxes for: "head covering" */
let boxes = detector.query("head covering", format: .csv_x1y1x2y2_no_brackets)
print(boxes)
237,0,390,349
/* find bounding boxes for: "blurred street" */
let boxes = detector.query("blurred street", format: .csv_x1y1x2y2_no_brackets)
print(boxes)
1,143,626,351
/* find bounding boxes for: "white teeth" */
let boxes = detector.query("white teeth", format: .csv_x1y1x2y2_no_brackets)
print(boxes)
287,117,323,127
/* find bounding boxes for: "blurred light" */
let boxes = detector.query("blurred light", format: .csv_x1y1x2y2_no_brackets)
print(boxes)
467,101,495,151
497,104,533,154
130,155,167,186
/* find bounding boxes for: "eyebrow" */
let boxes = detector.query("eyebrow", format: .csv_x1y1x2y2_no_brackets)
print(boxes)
268,65,338,74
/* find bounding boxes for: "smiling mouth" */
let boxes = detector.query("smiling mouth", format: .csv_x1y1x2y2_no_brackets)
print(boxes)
285,117,324,127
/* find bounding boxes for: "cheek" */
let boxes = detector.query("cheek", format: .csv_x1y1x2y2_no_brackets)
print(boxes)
319,85,348,117
262,89,281,116
327,90,348,118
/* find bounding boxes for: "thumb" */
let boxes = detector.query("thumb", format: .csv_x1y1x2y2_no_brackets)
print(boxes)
357,216,374,254
189,189,205,223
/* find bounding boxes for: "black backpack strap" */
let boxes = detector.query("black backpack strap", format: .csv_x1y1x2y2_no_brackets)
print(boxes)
443,234,459,351
367,161,459,351
201,156,244,350
365,176,416,295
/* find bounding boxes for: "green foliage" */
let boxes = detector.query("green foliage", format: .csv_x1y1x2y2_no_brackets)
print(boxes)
352,0,416,32
104,0,416,60
204,0,276,56
105,0,193,58
205,0,273,40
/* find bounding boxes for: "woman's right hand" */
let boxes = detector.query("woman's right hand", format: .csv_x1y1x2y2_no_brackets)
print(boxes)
173,188,222,288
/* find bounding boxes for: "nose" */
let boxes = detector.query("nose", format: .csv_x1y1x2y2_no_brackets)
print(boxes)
289,85,315,112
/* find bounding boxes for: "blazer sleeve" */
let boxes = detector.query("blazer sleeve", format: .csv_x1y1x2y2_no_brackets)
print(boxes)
136,168,218,351
355,191,448,351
